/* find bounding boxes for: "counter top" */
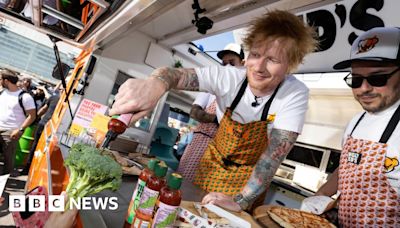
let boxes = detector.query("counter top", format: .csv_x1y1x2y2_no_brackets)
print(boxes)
58,143,208,227
272,176,315,197
95,175,208,227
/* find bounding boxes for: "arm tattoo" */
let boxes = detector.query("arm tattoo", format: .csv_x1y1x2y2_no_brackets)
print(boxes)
240,129,298,208
151,67,199,91
190,105,216,123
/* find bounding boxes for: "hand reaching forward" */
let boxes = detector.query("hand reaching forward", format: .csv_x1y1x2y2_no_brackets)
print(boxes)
109,77,168,123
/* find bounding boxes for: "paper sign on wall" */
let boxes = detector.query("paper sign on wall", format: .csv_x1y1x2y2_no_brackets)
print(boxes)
69,99,108,136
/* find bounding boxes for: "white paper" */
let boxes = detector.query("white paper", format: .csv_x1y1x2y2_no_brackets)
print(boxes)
0,174,10,197
293,165,327,192
300,196,334,215
204,204,251,228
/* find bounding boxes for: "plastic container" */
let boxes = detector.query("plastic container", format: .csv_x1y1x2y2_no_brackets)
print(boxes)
15,125,37,166
151,173,182,228
132,161,168,227
124,158,159,227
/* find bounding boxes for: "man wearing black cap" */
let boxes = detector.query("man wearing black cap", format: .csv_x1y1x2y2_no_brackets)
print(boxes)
316,27,400,227
177,43,244,182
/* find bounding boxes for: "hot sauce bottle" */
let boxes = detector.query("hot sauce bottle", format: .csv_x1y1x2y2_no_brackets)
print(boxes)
151,173,183,228
124,158,159,227
101,113,132,148
132,161,168,227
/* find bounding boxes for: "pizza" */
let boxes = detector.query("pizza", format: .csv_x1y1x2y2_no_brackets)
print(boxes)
267,206,336,228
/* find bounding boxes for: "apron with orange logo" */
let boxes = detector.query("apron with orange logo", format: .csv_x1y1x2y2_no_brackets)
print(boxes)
194,79,279,195
338,105,400,227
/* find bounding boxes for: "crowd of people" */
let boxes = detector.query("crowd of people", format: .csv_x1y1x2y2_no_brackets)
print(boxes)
0,69,61,177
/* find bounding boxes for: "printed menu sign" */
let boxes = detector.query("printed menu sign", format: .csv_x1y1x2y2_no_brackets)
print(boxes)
69,99,109,136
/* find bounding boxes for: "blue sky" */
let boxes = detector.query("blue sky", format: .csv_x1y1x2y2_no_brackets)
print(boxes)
192,31,235,63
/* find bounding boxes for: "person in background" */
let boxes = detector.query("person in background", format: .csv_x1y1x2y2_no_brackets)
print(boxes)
315,27,400,227
22,82,62,175
32,87,46,108
175,126,193,159
177,43,245,182
217,43,245,67
110,10,318,212
21,76,35,92
0,69,36,177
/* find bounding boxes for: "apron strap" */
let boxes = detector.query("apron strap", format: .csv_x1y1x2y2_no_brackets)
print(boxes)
380,105,400,143
349,105,400,143
229,78,281,121
261,83,281,121
230,78,248,111
349,112,366,136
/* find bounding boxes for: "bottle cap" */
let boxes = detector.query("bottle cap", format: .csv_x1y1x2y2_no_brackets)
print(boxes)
147,158,159,171
167,173,183,190
154,161,168,177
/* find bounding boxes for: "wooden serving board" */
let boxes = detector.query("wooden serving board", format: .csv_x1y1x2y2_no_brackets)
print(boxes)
180,201,262,228
253,205,281,228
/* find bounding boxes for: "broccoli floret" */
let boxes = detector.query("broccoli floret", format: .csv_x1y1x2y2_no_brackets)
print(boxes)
64,143,122,209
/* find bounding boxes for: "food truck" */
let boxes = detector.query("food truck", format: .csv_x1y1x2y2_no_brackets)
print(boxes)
0,0,399,227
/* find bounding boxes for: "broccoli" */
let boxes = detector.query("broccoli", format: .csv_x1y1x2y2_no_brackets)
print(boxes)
64,143,122,208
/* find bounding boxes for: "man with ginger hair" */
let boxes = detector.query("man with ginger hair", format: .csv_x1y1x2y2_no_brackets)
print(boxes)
110,10,318,211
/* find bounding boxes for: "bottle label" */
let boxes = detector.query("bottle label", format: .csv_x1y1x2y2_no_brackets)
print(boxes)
151,201,179,228
137,186,159,215
132,217,150,228
116,114,132,126
126,179,146,224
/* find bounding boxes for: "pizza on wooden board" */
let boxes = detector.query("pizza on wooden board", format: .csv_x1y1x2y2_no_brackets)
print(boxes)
267,206,336,228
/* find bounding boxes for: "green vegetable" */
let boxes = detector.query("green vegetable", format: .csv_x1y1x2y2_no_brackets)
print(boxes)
64,143,122,208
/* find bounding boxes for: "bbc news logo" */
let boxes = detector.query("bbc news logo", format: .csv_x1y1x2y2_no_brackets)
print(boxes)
9,195,119,212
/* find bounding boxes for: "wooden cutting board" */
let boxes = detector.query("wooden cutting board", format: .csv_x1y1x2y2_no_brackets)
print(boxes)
253,205,281,228
180,201,262,228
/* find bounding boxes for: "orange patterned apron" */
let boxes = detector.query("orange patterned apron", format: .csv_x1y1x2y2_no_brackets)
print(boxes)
338,105,400,227
177,100,218,182
194,79,279,195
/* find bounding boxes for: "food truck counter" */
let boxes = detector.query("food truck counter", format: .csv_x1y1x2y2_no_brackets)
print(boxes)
58,143,260,227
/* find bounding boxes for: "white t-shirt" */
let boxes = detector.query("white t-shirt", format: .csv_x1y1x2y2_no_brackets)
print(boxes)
342,99,400,195
193,92,216,109
0,89,36,130
195,66,309,133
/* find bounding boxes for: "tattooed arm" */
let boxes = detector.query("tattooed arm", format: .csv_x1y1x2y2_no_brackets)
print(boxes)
150,67,199,91
235,128,298,209
109,67,200,120
190,104,217,123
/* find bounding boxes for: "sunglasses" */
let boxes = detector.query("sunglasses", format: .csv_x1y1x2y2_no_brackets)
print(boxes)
343,67,400,88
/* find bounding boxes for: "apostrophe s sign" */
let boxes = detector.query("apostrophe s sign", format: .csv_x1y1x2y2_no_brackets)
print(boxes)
297,0,396,73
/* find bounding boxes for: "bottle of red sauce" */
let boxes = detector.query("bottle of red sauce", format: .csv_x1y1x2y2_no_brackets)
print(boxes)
124,158,159,227
101,114,132,148
151,173,183,228
132,161,168,227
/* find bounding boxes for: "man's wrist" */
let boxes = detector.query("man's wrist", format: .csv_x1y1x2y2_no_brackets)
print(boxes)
153,76,170,91
19,127,25,132
233,193,249,210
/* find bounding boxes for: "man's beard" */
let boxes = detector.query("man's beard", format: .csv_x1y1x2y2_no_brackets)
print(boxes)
357,85,400,113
